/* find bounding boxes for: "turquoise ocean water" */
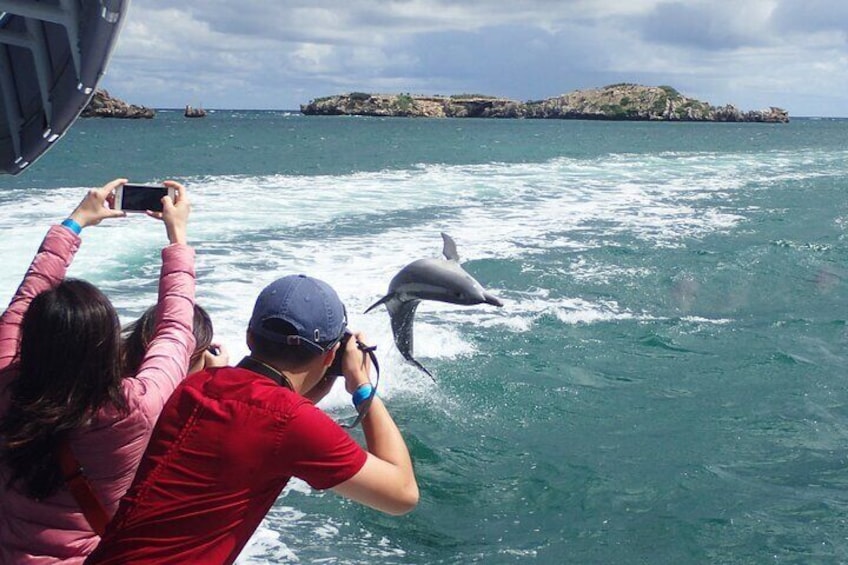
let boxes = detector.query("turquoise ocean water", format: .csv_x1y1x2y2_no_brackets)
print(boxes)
2,111,848,564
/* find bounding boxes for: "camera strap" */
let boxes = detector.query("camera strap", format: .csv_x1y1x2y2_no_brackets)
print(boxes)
341,341,380,429
236,356,294,391
236,349,379,429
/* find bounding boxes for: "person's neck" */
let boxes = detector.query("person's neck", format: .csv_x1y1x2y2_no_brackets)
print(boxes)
240,355,307,393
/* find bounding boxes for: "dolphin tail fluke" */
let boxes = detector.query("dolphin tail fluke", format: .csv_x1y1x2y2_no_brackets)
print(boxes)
388,299,434,379
407,357,436,381
389,300,419,359
364,294,393,314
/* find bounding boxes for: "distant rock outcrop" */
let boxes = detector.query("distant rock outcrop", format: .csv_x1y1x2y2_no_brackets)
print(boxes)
184,105,207,118
81,89,155,119
301,85,789,123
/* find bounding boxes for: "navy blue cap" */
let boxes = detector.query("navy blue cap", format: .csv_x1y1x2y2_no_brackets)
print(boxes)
249,274,346,350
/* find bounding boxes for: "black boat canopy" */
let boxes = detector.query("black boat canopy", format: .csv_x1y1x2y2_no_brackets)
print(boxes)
0,0,129,175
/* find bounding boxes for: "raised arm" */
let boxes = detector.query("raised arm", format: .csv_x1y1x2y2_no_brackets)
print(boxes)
333,397,419,515
331,332,419,515
133,181,197,414
0,179,126,371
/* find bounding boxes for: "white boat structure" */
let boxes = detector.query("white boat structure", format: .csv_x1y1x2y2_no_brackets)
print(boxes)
0,0,130,174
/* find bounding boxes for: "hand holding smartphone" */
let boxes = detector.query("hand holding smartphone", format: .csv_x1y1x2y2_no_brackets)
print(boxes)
114,183,176,213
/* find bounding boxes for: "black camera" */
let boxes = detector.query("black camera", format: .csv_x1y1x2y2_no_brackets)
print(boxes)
325,330,353,377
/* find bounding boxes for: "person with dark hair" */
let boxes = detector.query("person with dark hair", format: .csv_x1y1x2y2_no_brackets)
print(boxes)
122,303,229,376
0,178,195,564
87,274,419,565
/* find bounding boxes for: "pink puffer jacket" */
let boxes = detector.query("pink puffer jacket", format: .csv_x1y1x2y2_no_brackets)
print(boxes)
0,225,196,564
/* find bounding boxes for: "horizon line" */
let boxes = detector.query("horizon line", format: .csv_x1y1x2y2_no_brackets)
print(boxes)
145,109,848,120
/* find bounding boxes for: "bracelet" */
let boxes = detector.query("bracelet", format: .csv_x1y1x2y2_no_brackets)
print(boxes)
352,383,374,410
60,218,82,235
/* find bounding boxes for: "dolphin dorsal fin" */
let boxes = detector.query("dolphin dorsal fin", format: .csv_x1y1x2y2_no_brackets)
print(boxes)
441,232,460,262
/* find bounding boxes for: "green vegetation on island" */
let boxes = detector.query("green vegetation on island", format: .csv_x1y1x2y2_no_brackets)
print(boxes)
300,84,789,123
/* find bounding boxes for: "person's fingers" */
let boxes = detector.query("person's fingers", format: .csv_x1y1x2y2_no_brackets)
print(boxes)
145,210,163,220
101,178,127,197
161,195,176,212
163,181,186,204
203,346,229,368
163,180,184,190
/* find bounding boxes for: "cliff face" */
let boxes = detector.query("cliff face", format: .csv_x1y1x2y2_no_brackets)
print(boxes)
301,85,789,123
81,89,155,119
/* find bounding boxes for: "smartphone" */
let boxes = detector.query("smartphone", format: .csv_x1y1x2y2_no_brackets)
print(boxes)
114,184,175,213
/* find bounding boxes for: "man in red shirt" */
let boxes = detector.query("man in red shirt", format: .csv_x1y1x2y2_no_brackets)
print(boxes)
86,274,418,565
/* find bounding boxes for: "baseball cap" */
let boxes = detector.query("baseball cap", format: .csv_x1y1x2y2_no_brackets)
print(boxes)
249,274,347,352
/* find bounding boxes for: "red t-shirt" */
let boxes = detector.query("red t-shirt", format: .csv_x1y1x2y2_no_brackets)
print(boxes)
86,367,367,565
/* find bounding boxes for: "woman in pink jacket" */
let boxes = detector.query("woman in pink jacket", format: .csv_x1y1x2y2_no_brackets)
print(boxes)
0,178,196,563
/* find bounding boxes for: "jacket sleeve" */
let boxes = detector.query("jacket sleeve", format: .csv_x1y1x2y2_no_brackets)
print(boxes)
131,243,196,418
0,225,80,372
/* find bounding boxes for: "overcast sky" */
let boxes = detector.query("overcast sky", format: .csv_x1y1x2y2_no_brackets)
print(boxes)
100,0,848,117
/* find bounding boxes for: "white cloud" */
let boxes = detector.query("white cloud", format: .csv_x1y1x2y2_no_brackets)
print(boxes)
289,44,336,74
100,0,848,115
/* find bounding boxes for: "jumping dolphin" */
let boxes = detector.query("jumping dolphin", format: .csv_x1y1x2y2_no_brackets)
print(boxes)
365,233,503,379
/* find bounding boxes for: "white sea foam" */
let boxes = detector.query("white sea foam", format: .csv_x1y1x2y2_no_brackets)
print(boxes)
0,148,839,562
0,148,822,405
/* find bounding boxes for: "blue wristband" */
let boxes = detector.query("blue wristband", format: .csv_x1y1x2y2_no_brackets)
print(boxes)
61,218,82,235
352,383,374,410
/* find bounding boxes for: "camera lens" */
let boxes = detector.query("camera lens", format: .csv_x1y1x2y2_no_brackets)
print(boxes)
326,330,352,376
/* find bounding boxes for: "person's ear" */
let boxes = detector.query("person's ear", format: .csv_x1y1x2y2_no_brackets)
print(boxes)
321,343,340,367
246,330,254,350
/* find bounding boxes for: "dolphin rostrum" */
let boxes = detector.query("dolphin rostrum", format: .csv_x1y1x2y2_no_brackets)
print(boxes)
365,233,503,379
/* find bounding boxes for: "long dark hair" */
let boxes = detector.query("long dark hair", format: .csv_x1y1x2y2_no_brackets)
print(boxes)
122,304,213,376
0,279,126,499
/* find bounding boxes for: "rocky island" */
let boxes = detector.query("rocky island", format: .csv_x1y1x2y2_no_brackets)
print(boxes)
81,89,155,119
301,84,788,123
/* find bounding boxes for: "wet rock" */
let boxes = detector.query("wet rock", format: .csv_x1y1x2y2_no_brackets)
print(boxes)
82,89,155,119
